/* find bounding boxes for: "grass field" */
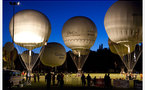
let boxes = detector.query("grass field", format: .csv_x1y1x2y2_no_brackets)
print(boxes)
23,73,142,86
10,73,142,90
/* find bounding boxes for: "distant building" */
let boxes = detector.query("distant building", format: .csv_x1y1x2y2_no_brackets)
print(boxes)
99,44,103,50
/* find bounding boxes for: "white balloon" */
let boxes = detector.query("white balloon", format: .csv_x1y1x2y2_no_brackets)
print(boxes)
104,0,142,45
40,42,66,67
62,16,97,51
9,10,51,50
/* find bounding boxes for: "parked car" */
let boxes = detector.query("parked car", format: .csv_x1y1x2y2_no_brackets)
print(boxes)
3,69,24,89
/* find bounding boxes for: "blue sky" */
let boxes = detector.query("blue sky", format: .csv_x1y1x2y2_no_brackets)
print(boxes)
3,0,118,52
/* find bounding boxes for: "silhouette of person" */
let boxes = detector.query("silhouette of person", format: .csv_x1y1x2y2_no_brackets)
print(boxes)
93,76,96,86
60,73,64,88
45,72,51,88
107,73,111,88
33,73,36,82
104,74,108,88
57,73,61,86
37,73,40,82
52,73,55,86
87,74,91,87
81,73,86,86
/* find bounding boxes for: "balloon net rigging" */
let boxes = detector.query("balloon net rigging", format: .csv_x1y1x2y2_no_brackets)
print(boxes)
14,43,45,72
113,43,142,73
69,50,90,73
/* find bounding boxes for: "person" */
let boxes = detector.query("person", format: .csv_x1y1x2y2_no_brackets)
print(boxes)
104,74,108,88
93,76,97,86
52,73,55,86
45,72,51,88
129,74,132,80
107,73,111,88
81,73,86,86
37,73,40,82
60,73,64,88
33,73,36,82
26,72,28,82
57,73,61,86
87,74,91,87
27,72,31,83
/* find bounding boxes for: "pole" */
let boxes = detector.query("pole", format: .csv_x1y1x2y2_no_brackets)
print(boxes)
12,5,15,43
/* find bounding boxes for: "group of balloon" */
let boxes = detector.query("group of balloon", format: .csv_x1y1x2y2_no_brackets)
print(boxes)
4,0,142,74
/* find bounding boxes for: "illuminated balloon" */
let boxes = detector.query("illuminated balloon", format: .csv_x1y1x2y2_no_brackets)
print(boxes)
9,10,51,50
105,0,142,73
62,16,97,72
4,42,14,52
21,50,39,71
62,16,97,51
108,39,135,56
104,0,142,45
40,42,66,67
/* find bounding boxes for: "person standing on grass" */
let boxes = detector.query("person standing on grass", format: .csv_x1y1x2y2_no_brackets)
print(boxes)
37,73,40,82
87,74,91,87
104,74,108,88
60,73,64,88
107,73,111,88
45,72,51,89
81,73,86,86
33,73,36,82
93,76,97,86
57,73,61,86
52,73,55,86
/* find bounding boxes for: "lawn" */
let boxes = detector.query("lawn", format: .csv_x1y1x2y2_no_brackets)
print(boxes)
10,73,142,90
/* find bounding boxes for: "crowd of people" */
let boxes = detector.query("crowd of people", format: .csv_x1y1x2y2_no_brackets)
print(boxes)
21,71,142,88
81,73,111,88
23,71,65,88
45,72,64,88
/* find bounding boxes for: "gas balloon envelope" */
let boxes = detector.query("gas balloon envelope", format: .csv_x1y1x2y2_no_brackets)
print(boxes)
105,0,142,73
40,42,66,67
62,16,97,72
9,10,51,50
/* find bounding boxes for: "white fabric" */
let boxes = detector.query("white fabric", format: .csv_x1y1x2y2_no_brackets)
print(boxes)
62,16,97,50
9,10,51,50
104,1,142,45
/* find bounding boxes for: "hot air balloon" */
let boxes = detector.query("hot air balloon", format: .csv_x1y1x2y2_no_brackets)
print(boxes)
40,42,66,67
62,16,97,72
104,0,142,73
9,10,51,73
104,0,142,45
9,10,51,50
